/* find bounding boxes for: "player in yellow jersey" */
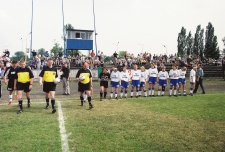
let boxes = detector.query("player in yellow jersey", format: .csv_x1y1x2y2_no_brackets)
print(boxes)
14,60,34,114
39,58,58,113
76,62,93,109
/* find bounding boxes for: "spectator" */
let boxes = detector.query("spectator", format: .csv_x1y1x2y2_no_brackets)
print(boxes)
60,63,70,95
100,52,104,61
45,51,49,59
36,56,41,70
3,49,10,57
193,64,205,94
40,55,45,65
58,51,63,58
32,50,37,60
97,50,101,60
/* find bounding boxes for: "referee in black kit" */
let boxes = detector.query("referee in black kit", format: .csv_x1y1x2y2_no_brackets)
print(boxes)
76,62,94,109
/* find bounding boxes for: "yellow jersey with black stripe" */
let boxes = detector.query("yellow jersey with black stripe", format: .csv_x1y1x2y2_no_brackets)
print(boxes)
76,68,92,84
39,66,58,82
15,67,34,83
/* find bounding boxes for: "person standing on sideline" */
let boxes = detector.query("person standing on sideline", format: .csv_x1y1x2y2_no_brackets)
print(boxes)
193,64,205,94
139,66,148,97
222,56,225,79
60,63,70,95
168,64,179,97
76,62,94,109
130,64,141,98
39,58,58,113
4,60,18,105
189,66,197,96
110,67,120,100
14,60,34,114
120,66,130,98
99,67,110,100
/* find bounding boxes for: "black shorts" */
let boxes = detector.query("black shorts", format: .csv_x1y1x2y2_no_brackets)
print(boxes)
43,82,56,92
78,82,90,92
16,82,30,92
100,81,108,88
7,80,15,91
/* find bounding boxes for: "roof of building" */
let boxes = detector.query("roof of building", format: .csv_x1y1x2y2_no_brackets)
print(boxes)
66,29,94,32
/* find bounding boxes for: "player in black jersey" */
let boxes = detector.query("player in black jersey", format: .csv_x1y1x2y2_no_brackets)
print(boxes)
99,67,110,101
4,60,18,105
14,60,34,114
39,58,58,113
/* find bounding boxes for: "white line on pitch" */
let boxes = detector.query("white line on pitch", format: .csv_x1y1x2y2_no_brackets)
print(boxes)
57,101,70,152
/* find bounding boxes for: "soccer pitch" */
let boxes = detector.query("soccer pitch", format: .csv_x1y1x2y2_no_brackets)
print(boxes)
0,80,225,152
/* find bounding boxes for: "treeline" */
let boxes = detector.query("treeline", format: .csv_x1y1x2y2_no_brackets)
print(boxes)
177,22,220,60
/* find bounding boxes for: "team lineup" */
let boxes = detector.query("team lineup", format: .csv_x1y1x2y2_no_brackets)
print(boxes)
100,63,199,100
3,59,201,114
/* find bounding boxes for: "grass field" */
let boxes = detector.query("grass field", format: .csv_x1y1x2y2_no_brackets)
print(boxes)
0,90,225,152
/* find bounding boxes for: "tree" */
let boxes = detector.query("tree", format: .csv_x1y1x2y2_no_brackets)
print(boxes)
37,48,45,55
10,51,28,61
199,29,204,60
204,22,220,59
177,27,186,57
51,43,63,57
67,50,81,56
104,56,113,62
64,23,74,30
193,25,202,56
186,31,194,56
222,37,225,56
118,51,127,58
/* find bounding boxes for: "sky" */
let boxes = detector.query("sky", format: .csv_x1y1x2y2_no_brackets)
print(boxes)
0,0,225,57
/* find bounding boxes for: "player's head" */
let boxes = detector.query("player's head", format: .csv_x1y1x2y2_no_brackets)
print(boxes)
150,63,155,68
11,60,18,68
193,66,197,71
63,62,68,68
162,66,166,71
123,66,127,72
19,59,26,68
133,64,137,70
172,64,177,70
103,67,108,73
83,62,89,70
113,67,117,72
140,66,145,72
48,58,53,66
182,67,187,71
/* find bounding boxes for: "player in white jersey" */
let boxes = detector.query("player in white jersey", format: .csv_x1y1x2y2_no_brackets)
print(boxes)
148,63,158,96
157,66,169,96
120,66,130,98
110,67,120,100
189,66,197,96
139,66,148,97
178,67,187,96
130,64,141,98
169,64,180,97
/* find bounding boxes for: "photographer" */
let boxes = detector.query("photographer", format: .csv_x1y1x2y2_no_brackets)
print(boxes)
60,63,70,95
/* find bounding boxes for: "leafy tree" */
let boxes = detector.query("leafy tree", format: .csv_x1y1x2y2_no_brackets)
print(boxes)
64,23,74,30
118,51,127,58
177,27,186,57
67,50,82,56
37,48,45,55
10,51,28,61
193,25,202,56
199,29,204,60
204,22,220,59
104,56,113,62
51,43,63,57
186,31,194,56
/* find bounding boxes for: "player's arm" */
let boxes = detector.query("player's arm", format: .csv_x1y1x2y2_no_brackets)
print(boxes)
75,70,80,82
14,79,17,90
39,77,43,86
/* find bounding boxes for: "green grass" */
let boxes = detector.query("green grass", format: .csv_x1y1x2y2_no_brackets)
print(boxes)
1,92,225,152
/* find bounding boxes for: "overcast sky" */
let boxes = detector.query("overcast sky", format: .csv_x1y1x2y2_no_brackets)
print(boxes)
0,0,225,57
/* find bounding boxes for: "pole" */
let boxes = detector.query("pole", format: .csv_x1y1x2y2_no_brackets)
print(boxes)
62,0,67,57
30,0,33,60
92,0,98,55
25,32,31,62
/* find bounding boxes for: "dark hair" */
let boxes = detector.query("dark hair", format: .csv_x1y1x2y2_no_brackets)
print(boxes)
48,58,53,61
12,60,18,64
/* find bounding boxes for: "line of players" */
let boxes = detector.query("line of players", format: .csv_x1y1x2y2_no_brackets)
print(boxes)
99,63,197,100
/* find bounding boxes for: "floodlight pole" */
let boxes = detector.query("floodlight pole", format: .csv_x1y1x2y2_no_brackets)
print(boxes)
163,45,168,56
62,0,67,57
92,0,98,55
29,0,33,60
